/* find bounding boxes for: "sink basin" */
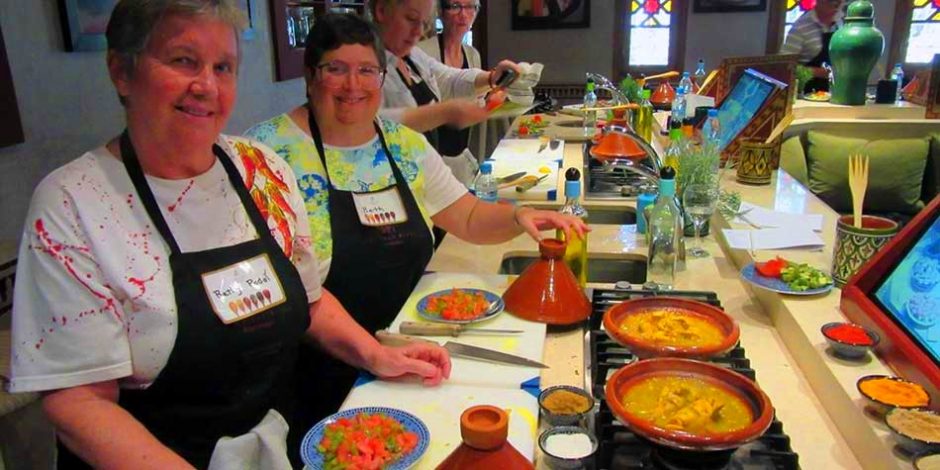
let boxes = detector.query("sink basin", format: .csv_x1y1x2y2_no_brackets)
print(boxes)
527,205,637,225
499,254,646,284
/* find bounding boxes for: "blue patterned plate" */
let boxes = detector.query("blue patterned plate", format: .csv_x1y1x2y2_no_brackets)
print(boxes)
300,406,429,470
741,262,833,296
416,288,503,324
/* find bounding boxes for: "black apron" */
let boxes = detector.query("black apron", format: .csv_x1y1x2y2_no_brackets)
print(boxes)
435,35,471,158
290,109,434,455
57,133,311,469
396,56,441,150
804,30,835,93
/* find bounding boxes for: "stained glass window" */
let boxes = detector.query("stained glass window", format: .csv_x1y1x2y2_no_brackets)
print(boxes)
783,0,815,42
905,0,940,63
628,0,673,66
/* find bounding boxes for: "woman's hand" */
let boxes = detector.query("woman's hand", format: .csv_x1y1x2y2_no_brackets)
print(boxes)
444,99,491,128
514,207,590,242
367,342,452,386
489,60,523,88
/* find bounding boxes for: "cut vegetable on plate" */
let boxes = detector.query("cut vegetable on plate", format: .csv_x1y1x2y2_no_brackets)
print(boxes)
742,259,833,295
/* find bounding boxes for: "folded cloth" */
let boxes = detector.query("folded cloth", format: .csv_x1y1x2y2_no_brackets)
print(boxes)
506,62,544,105
207,409,292,470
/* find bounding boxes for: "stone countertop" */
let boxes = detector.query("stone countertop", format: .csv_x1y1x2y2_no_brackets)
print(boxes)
430,134,920,467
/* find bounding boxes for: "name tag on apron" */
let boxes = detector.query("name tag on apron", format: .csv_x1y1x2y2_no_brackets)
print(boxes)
352,186,409,227
201,254,287,324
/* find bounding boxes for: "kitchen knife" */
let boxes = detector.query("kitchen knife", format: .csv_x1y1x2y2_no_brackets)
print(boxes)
399,321,522,337
497,171,527,184
375,330,548,368
515,174,550,192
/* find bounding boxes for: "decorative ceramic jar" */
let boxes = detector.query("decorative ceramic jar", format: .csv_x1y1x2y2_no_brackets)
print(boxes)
829,0,884,105
502,238,591,325
831,215,899,287
436,405,534,470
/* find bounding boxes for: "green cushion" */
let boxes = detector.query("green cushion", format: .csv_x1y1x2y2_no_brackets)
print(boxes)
805,131,929,214
926,133,940,203
780,136,808,186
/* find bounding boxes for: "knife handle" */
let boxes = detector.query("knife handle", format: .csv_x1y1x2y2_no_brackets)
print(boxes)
515,175,541,192
399,322,461,337
375,330,436,347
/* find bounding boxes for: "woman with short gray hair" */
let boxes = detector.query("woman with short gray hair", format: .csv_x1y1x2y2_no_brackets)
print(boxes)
8,2,451,468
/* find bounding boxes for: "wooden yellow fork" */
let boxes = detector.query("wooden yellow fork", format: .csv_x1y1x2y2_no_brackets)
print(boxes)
848,154,869,229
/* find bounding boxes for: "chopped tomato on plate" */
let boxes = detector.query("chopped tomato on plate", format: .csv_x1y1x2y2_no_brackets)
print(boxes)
318,412,418,470
426,288,490,321
755,257,787,278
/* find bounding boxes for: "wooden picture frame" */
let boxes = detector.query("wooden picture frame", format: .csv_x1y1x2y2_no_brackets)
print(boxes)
693,0,766,13
511,0,590,31
0,25,24,148
58,0,118,52
713,54,798,106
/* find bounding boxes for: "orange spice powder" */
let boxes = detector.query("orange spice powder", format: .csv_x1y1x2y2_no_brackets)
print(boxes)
860,377,930,407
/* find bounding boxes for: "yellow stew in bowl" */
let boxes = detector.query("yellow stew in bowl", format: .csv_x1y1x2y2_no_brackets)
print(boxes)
617,309,725,349
622,376,753,435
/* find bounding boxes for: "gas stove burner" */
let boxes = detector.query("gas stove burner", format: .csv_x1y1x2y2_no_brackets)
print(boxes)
650,446,736,470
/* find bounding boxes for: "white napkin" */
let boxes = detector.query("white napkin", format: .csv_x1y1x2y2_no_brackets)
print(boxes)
722,228,825,251
207,409,292,470
506,62,543,105
734,202,824,232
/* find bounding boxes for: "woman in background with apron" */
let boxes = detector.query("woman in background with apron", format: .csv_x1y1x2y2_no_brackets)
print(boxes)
781,0,843,93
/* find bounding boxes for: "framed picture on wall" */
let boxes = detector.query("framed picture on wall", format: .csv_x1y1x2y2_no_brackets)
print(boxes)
511,0,590,31
58,0,118,52
693,0,767,13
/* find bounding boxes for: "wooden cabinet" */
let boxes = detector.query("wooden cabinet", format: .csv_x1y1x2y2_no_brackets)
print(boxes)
268,0,367,81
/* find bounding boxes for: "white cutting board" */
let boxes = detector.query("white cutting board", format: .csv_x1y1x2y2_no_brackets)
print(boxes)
389,272,547,389
341,380,539,469
489,139,562,201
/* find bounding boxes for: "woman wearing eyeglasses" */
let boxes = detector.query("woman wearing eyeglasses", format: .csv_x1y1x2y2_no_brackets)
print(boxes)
371,0,521,185
245,13,586,456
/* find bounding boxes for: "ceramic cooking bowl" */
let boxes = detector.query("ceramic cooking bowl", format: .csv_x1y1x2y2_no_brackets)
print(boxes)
885,407,940,455
820,321,880,359
604,358,774,451
856,375,932,416
602,297,740,359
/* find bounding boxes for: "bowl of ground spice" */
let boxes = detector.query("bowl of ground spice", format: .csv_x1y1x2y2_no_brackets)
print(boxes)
857,375,931,415
821,322,880,359
539,385,595,426
885,407,940,454
915,451,940,470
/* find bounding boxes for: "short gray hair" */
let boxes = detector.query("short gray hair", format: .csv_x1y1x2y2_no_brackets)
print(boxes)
106,0,247,76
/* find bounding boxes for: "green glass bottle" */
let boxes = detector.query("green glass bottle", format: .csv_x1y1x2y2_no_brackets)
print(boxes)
830,0,884,105
556,168,588,287
632,89,654,144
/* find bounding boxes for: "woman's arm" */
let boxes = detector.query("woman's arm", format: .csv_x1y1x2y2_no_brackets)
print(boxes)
431,194,589,244
304,289,451,385
43,381,195,470
395,99,490,133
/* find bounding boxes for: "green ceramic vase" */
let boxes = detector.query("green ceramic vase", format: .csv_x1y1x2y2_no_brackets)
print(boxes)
829,0,884,105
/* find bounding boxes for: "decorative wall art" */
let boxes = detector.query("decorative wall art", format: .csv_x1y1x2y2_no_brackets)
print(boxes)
58,0,118,52
511,0,590,30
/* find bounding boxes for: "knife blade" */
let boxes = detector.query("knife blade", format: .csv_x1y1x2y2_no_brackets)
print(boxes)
537,136,550,153
399,321,522,337
497,171,527,184
375,330,548,368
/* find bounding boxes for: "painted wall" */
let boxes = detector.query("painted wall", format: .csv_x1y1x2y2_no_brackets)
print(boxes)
0,1,305,243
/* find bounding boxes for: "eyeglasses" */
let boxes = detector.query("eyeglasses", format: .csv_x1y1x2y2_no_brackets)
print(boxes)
442,2,480,14
315,61,386,90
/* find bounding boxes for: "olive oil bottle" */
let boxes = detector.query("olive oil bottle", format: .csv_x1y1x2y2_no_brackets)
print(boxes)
556,168,588,287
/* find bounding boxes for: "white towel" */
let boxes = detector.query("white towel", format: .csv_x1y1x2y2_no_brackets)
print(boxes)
506,62,544,105
207,409,292,470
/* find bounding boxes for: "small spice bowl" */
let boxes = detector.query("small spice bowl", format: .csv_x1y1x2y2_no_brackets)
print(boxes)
821,321,880,359
538,385,595,427
914,451,940,470
857,375,931,416
885,407,940,455
539,426,598,469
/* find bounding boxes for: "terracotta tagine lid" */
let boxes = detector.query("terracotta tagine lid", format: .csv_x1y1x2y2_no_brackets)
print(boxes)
590,130,647,162
436,405,534,470
502,238,592,325
650,80,676,107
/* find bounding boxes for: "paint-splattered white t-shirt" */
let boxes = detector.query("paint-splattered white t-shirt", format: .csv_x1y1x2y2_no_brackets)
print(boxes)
9,135,321,393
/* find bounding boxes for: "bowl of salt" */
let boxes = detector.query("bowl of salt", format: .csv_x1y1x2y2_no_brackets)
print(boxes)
539,426,598,469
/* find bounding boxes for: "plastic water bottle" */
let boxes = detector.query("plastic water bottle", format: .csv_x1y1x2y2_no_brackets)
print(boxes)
891,63,904,103
679,72,694,95
701,108,721,151
473,160,498,203
583,78,597,137
694,59,706,89
556,168,588,287
669,86,687,129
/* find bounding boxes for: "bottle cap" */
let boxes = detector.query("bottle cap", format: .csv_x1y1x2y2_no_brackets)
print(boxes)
564,180,581,198
707,108,718,117
682,72,690,78
642,89,651,99
480,161,493,174
660,166,676,180
669,129,682,140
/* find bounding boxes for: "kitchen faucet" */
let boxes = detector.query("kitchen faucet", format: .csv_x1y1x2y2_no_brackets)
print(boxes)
598,126,663,183
586,72,630,105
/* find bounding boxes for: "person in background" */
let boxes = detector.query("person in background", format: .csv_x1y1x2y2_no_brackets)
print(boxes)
781,0,844,93
370,0,522,185
245,12,587,456
9,2,449,468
